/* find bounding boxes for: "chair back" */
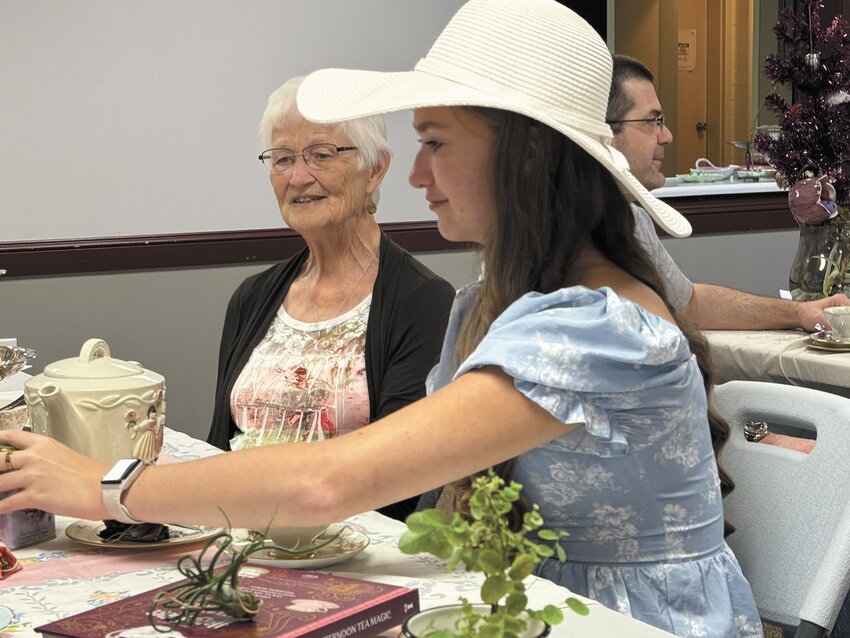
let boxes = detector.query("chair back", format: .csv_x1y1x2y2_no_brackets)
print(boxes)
712,380,850,634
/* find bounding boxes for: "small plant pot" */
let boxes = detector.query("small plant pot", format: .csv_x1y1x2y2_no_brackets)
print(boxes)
401,604,551,637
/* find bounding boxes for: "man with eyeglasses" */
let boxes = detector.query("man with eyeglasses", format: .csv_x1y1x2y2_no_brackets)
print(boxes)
607,55,849,454
608,54,848,336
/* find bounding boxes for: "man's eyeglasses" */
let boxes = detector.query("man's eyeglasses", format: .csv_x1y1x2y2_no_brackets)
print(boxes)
259,143,358,174
606,113,666,131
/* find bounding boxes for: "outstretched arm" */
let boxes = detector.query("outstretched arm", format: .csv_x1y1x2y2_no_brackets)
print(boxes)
0,368,574,531
682,283,849,332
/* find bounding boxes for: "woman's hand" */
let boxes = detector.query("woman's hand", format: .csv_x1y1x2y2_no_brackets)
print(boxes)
0,429,110,520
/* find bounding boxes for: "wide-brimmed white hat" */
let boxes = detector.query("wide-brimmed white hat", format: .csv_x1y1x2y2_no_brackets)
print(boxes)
297,0,690,238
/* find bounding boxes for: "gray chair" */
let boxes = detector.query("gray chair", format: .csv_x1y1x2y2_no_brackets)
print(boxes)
712,380,850,638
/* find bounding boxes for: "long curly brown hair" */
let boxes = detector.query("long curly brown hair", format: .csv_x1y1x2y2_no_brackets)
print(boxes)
448,107,734,535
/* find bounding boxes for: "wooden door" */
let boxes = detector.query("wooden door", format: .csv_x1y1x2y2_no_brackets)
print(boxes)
676,0,709,173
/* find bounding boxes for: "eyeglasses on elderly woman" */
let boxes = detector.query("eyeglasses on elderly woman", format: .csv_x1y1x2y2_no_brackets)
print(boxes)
258,143,359,174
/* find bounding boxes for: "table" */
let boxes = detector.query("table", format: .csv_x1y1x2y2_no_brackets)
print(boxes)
1,429,672,637
704,329,850,397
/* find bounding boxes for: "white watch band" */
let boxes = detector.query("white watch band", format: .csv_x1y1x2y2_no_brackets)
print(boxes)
102,488,146,524
101,458,147,524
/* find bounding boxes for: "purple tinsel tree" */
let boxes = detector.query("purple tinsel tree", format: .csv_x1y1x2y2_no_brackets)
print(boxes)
754,0,850,204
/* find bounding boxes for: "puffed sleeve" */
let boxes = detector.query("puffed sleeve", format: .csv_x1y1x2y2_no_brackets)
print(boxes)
454,287,700,456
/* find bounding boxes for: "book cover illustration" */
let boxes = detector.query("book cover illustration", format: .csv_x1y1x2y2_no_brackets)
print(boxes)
36,566,419,638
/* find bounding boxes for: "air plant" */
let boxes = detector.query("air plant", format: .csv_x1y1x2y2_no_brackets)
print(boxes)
147,520,341,633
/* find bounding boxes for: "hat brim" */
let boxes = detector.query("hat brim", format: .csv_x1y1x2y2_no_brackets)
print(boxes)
298,68,691,238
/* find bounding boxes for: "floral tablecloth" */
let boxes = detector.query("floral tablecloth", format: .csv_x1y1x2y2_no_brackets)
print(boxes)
0,429,671,637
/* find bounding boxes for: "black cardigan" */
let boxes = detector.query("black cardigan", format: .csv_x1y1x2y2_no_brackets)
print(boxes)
206,233,456,520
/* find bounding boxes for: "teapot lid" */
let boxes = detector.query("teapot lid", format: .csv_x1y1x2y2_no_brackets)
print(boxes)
44,339,144,379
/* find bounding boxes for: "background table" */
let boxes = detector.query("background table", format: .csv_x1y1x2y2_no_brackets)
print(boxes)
705,329,850,397
1,429,673,637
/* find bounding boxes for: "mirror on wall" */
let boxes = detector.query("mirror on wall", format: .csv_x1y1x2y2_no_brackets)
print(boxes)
606,0,850,178
610,0,789,176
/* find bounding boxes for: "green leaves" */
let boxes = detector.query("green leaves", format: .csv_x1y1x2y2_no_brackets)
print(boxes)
504,593,528,616
565,597,591,616
536,529,557,541
480,574,507,604
401,470,590,637
400,510,469,560
508,553,535,581
477,549,504,575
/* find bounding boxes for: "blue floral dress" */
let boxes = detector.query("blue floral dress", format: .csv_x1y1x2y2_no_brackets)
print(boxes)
427,283,762,638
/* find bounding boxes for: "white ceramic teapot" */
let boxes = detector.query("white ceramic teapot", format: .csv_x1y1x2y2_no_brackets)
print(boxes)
24,339,166,465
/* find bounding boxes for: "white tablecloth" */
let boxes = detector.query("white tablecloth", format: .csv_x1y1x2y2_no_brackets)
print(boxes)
705,329,850,397
1,429,673,637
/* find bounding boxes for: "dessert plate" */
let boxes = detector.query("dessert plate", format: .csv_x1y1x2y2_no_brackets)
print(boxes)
234,524,370,570
66,520,223,549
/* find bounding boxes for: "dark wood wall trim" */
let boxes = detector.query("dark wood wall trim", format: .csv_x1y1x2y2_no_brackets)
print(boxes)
0,222,470,279
0,192,794,279
667,190,796,235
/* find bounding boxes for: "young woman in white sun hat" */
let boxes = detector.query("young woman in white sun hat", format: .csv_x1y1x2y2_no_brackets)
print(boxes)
0,0,760,634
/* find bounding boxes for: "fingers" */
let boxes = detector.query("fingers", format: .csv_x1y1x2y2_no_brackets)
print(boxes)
0,460,42,515
826,293,850,307
0,428,40,450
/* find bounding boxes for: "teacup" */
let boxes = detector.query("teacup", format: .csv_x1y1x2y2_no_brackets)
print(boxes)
824,306,850,341
264,525,328,551
0,405,29,431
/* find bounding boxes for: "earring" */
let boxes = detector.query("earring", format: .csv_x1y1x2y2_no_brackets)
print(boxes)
367,200,377,215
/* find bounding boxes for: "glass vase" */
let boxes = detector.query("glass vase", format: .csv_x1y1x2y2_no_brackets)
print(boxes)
789,210,850,300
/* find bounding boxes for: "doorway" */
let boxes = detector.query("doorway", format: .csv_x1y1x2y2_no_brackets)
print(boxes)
676,0,709,173
614,0,755,175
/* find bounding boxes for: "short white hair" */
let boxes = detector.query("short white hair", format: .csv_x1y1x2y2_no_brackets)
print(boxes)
259,76,391,206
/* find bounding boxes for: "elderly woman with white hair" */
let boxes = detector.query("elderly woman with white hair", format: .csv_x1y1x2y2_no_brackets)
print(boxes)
205,77,455,521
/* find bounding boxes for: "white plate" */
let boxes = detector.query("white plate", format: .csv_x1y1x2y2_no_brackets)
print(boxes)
692,163,737,180
66,519,223,549
233,524,369,570
676,172,729,183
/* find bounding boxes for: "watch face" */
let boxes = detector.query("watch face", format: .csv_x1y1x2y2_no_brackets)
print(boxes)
102,459,144,485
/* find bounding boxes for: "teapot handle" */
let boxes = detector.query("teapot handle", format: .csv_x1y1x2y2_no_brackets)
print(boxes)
79,338,111,363
695,157,719,170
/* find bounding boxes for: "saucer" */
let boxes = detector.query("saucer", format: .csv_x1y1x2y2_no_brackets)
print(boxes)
807,332,850,352
233,524,369,570
66,520,223,549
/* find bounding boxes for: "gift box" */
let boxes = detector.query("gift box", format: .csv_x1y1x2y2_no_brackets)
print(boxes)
0,490,56,549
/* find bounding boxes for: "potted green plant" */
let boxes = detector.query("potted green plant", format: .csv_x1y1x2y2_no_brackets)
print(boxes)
398,470,589,638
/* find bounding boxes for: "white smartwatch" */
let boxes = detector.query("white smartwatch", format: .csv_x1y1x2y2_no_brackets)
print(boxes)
101,458,147,524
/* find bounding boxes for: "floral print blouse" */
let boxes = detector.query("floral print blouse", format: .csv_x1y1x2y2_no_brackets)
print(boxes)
427,283,762,638
229,295,371,450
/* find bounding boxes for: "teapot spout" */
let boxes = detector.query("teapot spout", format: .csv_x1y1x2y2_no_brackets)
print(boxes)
36,384,88,455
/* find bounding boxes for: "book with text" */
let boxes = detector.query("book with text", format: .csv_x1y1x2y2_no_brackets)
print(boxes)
36,565,419,638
